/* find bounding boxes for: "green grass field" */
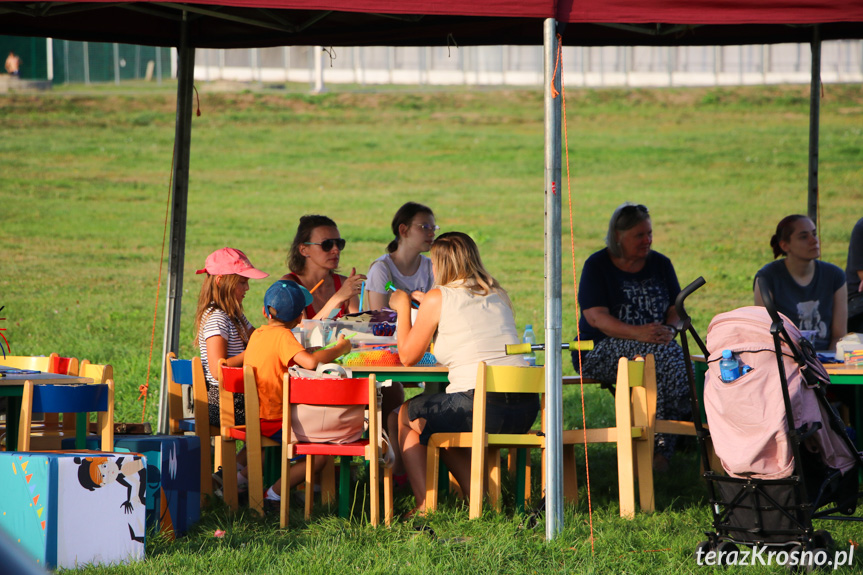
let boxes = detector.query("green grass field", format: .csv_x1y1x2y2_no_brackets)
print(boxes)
2,82,862,573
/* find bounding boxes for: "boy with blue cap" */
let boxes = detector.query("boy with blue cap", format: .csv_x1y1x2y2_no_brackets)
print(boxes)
244,279,352,506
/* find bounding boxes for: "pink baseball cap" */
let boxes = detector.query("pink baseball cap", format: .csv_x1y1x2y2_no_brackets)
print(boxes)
195,247,269,279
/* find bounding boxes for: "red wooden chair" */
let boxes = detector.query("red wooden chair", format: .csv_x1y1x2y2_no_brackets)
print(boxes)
284,372,393,527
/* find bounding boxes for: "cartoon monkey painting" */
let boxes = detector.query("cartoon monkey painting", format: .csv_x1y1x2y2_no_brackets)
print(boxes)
74,456,146,543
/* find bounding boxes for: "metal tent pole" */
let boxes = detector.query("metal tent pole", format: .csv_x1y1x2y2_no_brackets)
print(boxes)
543,18,564,540
808,25,821,223
157,13,196,434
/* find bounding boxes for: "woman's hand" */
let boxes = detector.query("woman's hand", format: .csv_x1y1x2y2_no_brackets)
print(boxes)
633,322,675,345
389,289,412,314
334,267,366,304
584,306,673,344
411,291,426,304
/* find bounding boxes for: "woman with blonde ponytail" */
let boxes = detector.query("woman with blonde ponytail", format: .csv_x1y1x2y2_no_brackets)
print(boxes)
389,231,538,517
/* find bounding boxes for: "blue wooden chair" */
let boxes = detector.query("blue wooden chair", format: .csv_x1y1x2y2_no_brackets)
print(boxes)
165,352,215,503
17,378,114,452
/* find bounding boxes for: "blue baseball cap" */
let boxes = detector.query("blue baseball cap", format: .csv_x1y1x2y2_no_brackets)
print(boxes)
263,280,312,322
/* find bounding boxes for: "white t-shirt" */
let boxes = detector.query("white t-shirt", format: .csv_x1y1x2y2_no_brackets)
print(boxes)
433,282,526,394
366,253,434,296
198,307,253,387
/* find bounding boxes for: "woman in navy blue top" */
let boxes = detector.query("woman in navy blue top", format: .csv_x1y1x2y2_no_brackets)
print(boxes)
754,215,846,352
572,203,690,470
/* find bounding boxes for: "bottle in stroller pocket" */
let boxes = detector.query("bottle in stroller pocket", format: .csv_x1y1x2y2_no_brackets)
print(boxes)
719,350,753,383
719,350,740,383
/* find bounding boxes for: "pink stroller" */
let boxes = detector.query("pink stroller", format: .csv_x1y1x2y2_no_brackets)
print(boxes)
674,279,862,565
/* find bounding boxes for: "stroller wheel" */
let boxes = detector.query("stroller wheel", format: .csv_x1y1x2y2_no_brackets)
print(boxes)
716,542,738,566
694,540,712,562
812,530,834,551
786,544,817,573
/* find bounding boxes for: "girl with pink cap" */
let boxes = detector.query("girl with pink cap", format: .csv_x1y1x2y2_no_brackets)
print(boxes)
193,247,268,428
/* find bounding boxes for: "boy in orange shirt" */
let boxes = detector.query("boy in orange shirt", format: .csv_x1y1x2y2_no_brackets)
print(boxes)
244,279,352,505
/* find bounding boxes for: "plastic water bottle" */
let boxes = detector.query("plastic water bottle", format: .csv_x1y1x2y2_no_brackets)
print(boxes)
522,325,537,367
719,349,740,383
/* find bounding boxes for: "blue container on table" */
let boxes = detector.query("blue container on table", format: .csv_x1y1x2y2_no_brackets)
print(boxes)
62,434,200,537
0,451,147,569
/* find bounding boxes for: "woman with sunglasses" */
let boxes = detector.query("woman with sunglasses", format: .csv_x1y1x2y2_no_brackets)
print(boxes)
367,202,438,310
281,215,365,320
573,202,690,471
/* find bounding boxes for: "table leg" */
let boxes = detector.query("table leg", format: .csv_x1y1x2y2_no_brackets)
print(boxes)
76,413,88,450
856,387,862,452
5,396,21,451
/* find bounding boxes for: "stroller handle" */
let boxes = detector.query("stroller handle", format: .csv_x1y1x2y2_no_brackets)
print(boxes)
758,281,783,324
674,276,706,324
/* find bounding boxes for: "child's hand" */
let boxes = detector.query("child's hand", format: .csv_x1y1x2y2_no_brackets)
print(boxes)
334,334,352,355
411,291,426,304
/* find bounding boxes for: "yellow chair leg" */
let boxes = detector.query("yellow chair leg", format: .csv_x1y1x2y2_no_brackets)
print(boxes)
383,467,394,526
369,455,380,527
487,447,502,512
221,440,239,511
304,455,314,520
615,358,637,520
469,441,486,519
247,444,265,518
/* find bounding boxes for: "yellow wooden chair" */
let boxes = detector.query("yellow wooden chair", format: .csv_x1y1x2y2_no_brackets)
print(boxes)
2,354,58,372
219,364,283,518
165,352,216,505
561,355,655,519
424,362,545,519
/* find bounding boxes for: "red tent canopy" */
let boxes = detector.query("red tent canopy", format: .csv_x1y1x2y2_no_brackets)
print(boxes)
1,0,862,47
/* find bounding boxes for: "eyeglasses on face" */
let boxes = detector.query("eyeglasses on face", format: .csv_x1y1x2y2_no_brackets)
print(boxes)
413,223,440,233
304,238,347,251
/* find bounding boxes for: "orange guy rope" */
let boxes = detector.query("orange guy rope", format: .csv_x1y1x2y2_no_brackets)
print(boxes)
558,32,596,555
140,132,178,420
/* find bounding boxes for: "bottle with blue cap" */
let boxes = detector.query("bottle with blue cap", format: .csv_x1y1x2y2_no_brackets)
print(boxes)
719,349,741,383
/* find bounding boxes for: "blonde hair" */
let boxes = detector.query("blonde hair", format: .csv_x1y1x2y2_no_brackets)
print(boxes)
430,232,503,297
193,273,251,347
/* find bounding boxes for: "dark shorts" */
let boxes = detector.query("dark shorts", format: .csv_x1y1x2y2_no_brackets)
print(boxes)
407,390,540,446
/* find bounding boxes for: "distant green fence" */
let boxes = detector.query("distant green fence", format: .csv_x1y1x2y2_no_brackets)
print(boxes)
53,40,172,84
0,36,173,84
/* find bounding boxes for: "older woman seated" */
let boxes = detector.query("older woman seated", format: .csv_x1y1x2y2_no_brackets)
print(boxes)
571,202,691,471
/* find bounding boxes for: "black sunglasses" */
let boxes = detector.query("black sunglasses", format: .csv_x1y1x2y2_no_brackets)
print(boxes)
304,238,346,251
